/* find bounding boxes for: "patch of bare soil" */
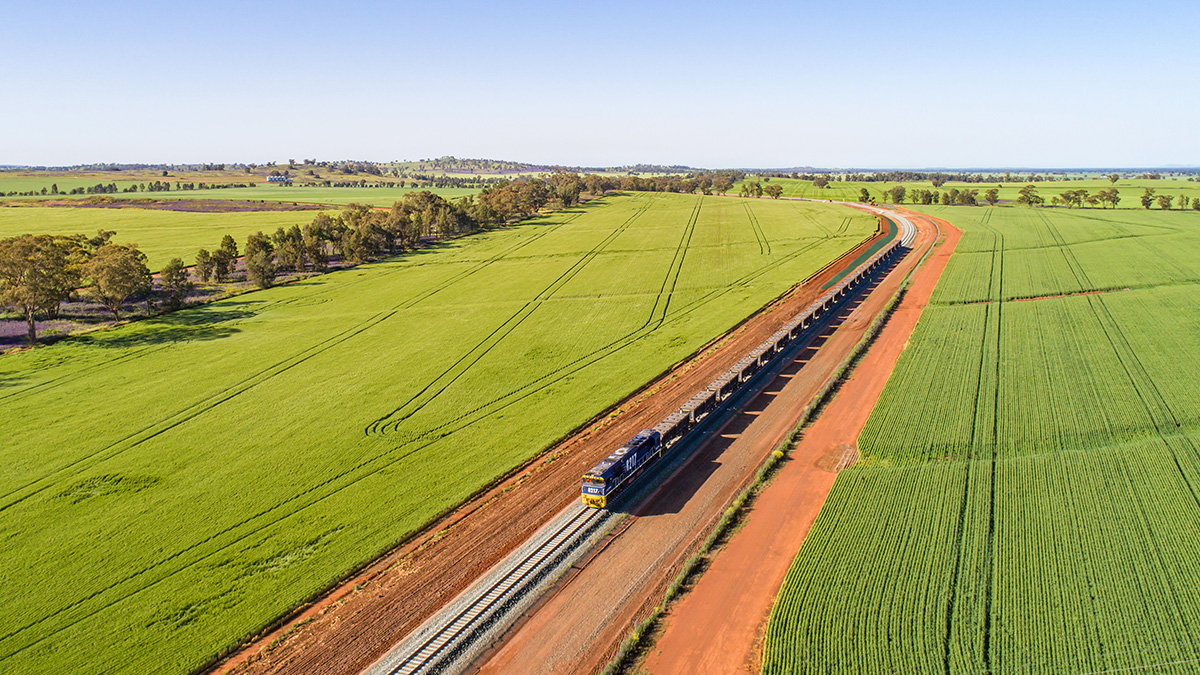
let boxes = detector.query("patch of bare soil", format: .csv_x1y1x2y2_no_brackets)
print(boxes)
814,443,858,473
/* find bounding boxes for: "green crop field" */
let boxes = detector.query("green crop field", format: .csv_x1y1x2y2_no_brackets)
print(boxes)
0,206,333,271
0,193,874,674
764,205,1200,673
737,176,1200,207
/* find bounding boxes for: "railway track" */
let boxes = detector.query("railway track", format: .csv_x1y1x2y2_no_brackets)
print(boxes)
364,505,614,675
361,205,916,675
839,202,918,246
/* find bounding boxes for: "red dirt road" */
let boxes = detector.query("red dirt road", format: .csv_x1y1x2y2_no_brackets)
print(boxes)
214,213,889,675
471,211,944,675
644,211,960,675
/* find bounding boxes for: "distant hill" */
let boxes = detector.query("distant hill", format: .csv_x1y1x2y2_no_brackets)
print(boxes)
383,157,700,176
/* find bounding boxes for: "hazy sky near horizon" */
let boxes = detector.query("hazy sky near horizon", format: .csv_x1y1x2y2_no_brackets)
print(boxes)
3,0,1197,168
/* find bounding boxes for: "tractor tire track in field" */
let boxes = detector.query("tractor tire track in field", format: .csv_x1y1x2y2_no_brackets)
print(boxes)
644,196,702,329
368,197,711,443
943,227,1001,674
1036,212,1185,431
979,221,1004,674
0,211,580,511
365,202,865,454
373,223,837,450
742,202,771,255
996,231,1177,254
455,209,855,429
365,200,653,436
1131,235,1196,284
0,312,397,515
790,202,834,237
0,198,869,660
367,194,694,439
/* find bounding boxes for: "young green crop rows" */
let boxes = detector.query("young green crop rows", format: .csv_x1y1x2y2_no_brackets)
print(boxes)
0,193,873,674
765,205,1200,674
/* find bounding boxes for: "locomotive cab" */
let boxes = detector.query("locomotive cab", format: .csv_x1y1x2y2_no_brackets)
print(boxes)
582,474,607,508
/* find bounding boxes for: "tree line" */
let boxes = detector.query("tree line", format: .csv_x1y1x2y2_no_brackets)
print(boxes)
0,231,155,343
191,190,495,293
1136,187,1197,210
1016,185,1196,210
870,183,1197,210
755,170,1200,185
737,181,784,198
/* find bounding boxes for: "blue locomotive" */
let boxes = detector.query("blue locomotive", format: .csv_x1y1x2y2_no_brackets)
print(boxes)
581,430,662,509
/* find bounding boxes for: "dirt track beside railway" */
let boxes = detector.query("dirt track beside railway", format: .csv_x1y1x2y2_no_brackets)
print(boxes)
470,210,935,675
214,212,889,675
643,210,959,675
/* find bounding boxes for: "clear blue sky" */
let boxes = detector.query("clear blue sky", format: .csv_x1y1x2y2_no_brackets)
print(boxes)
3,0,1197,168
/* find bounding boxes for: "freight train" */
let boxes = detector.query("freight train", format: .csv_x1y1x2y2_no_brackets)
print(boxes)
582,235,902,509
